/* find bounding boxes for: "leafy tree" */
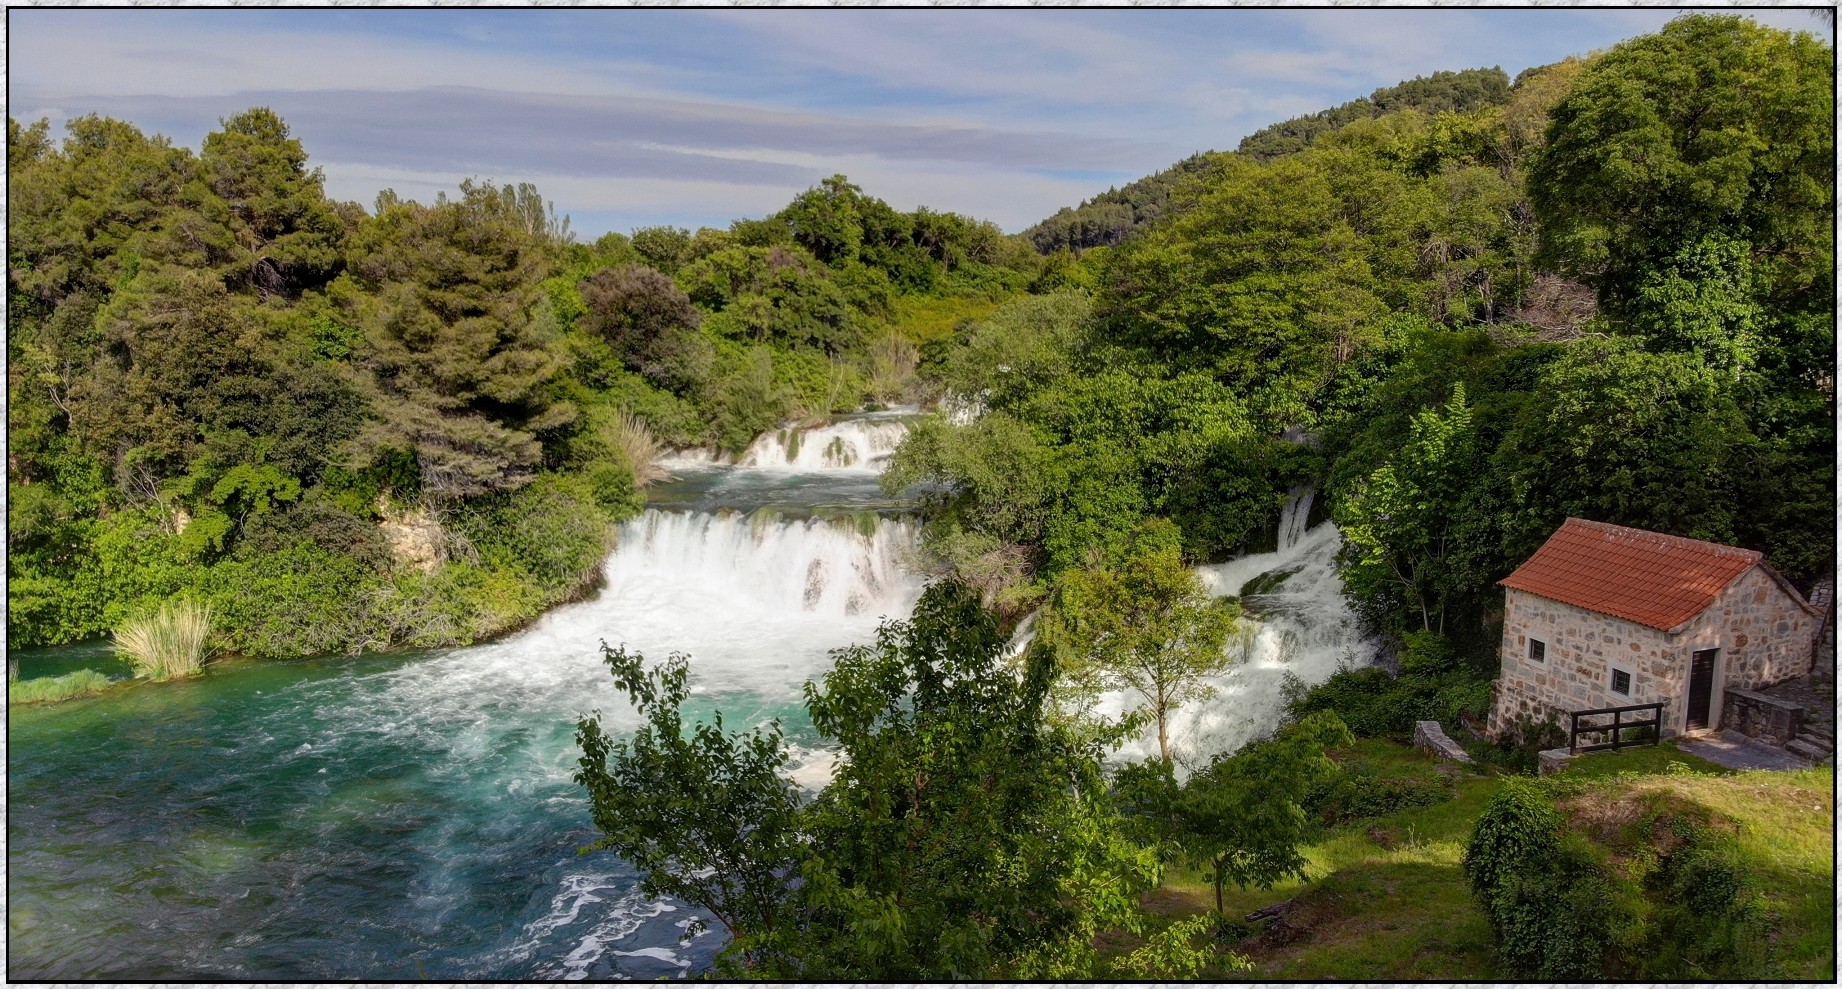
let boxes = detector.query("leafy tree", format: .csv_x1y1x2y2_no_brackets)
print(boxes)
575,581,1189,978
1491,338,1750,562
1530,14,1834,318
577,264,712,394
1334,383,1479,634
779,174,864,266
1038,518,1240,762
1118,711,1352,916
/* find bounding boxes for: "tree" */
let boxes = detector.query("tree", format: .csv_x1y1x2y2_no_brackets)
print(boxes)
1530,14,1834,318
577,264,711,394
575,580,1191,979
1333,383,1480,634
346,179,574,499
574,646,804,959
1116,711,1351,917
1038,518,1240,762
197,107,346,296
1491,337,1750,562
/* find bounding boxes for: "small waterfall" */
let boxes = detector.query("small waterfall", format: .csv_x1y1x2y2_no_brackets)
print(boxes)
1277,485,1315,554
1095,520,1376,769
608,509,918,618
737,419,909,470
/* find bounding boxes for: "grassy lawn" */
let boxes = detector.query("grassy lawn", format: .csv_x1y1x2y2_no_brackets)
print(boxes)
1558,765,1835,979
1122,738,1831,980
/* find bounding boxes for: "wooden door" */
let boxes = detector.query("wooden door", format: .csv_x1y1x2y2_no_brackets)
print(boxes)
1686,648,1717,730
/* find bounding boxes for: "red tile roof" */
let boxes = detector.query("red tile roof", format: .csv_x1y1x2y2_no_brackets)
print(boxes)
1499,518,1763,632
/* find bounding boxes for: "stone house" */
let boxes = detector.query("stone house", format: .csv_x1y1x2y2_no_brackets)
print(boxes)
1488,518,1823,740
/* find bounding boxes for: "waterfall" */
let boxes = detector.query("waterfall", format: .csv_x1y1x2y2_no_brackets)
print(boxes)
1091,519,1376,770
1277,485,1315,554
607,509,918,619
737,419,909,470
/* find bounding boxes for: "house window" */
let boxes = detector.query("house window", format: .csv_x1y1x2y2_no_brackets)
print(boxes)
1529,638,1546,663
1610,668,1631,696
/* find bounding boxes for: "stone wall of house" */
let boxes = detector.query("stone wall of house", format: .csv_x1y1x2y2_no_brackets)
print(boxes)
1677,566,1821,689
1488,588,1684,737
1489,565,1821,739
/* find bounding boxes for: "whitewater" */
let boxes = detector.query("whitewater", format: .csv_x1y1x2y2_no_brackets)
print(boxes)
7,412,1372,979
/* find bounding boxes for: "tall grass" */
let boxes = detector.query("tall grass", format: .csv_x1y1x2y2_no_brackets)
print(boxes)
115,598,215,680
604,410,670,488
9,669,113,705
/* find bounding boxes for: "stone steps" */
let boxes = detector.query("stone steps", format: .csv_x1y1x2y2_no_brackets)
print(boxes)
1785,736,1832,762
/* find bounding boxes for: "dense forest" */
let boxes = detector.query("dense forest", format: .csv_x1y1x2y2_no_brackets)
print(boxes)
7,12,1835,981
6,116,1038,656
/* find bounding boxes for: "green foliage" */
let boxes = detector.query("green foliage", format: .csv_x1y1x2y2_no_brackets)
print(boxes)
456,473,617,596
1022,152,1224,252
578,264,711,394
1117,711,1353,916
1334,384,1478,634
1306,761,1454,826
1638,821,1771,978
1038,518,1241,761
1531,14,1834,317
1463,778,1634,978
576,581,1174,978
1237,67,1514,163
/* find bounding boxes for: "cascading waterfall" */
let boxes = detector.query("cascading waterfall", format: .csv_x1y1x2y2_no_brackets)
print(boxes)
1095,487,1376,769
6,418,927,981
1277,484,1315,554
736,418,910,470
8,412,1370,977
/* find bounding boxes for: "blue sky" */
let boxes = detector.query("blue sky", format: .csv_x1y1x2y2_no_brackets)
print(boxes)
9,6,1832,237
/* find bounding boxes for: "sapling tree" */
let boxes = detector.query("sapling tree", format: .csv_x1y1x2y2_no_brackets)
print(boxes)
1039,518,1240,761
1115,711,1352,917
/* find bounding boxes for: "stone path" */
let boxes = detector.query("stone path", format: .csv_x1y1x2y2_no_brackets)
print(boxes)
1679,730,1814,772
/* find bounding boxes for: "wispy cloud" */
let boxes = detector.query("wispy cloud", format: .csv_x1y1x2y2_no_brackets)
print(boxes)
9,7,1830,236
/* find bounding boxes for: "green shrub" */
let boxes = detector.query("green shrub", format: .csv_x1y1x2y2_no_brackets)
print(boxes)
1307,763,1453,825
457,473,617,596
1463,777,1636,978
1639,821,1772,978
115,598,214,680
206,541,388,658
8,669,113,705
1286,638,1494,740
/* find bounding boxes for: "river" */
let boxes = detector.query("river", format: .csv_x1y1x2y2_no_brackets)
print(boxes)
6,413,1371,978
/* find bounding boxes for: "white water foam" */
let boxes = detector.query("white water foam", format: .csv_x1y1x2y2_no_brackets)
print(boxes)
736,419,908,470
1093,493,1376,770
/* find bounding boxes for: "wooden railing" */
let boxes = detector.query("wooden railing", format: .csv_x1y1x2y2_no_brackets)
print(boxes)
1568,702,1664,755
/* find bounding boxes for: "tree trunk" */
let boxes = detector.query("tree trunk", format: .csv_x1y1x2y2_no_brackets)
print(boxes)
1157,702,1171,763
1214,859,1227,915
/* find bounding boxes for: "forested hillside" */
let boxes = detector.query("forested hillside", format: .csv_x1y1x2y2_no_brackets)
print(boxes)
5,116,1039,656
1022,66,1517,253
893,13,1833,713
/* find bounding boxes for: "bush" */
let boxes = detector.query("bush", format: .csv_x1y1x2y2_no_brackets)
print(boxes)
8,668,113,705
457,473,617,596
1286,634,1494,740
206,542,388,658
1463,777,1635,978
1639,821,1771,978
115,598,214,680
1306,763,1453,826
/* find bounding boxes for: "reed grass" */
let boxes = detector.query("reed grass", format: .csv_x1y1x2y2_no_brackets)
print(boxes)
115,598,215,680
605,410,670,488
8,668,113,705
